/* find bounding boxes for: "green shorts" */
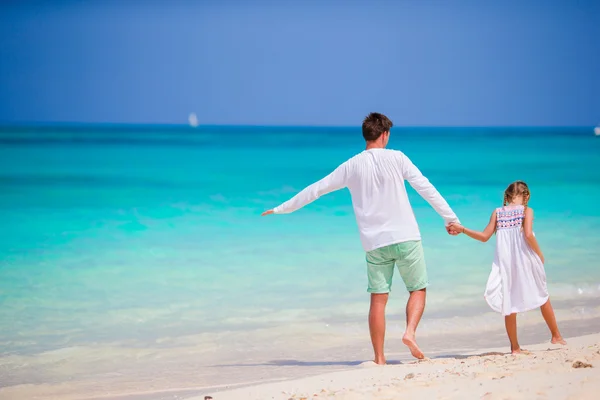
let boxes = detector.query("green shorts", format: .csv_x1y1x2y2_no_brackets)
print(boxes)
366,240,428,293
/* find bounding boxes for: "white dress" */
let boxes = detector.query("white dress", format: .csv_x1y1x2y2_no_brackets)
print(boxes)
484,205,549,316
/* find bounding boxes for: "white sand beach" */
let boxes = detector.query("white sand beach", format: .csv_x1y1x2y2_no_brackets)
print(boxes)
200,333,600,400
1,312,599,400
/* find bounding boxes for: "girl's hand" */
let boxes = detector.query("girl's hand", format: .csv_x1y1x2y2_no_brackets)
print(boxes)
447,223,464,235
454,210,497,243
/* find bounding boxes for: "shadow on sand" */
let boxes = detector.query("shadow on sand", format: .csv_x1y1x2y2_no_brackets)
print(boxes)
211,359,403,368
433,347,563,360
211,348,564,368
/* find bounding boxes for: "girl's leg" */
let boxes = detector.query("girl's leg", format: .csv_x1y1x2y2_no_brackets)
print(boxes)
540,299,567,345
504,313,521,354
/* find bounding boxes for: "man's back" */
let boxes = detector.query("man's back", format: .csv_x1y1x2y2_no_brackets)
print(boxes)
344,148,421,251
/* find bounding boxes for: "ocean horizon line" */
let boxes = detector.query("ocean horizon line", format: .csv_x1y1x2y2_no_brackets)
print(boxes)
0,122,596,131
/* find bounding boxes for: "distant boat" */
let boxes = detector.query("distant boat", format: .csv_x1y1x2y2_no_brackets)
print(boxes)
595,126,600,136
188,112,199,128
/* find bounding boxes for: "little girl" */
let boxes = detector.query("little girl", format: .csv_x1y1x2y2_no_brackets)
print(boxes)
450,180,566,354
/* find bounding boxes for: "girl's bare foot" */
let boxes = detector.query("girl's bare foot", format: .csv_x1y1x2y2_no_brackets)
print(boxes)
551,336,567,345
511,348,531,355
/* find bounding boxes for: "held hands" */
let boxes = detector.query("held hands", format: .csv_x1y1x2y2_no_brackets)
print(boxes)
446,222,464,236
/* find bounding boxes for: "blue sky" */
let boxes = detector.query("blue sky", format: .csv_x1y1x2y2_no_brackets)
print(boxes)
0,0,598,126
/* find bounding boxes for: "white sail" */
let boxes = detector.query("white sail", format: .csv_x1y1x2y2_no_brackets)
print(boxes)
188,112,199,128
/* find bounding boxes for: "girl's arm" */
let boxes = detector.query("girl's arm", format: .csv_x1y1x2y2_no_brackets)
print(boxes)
450,210,497,242
523,207,544,263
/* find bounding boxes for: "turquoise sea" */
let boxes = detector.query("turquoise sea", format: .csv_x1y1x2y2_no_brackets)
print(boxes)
1,125,600,398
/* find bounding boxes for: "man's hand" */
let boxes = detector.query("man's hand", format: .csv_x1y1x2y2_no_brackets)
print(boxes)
261,209,274,216
446,222,463,236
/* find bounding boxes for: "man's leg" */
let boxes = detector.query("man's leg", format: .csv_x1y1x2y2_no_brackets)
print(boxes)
402,288,426,359
395,241,428,359
369,293,389,365
366,246,395,365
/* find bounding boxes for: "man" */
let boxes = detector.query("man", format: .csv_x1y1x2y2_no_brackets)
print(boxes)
261,112,460,363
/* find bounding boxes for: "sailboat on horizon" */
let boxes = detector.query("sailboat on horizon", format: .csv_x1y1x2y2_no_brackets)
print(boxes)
188,112,199,128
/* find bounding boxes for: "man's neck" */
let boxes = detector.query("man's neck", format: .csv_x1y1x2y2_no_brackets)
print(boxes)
365,142,385,150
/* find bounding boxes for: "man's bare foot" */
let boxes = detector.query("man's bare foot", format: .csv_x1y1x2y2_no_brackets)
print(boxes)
511,348,531,355
402,334,425,359
374,357,386,365
551,336,567,345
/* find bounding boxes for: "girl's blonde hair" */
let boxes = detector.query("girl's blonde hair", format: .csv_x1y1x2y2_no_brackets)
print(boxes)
503,180,530,214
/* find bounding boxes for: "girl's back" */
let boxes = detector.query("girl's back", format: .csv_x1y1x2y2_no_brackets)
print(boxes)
494,204,528,264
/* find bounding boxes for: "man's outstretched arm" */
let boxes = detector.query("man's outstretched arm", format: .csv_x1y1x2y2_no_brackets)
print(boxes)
399,153,460,226
262,164,347,216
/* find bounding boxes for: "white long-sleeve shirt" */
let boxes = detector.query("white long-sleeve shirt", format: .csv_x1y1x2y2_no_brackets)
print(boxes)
273,148,459,252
